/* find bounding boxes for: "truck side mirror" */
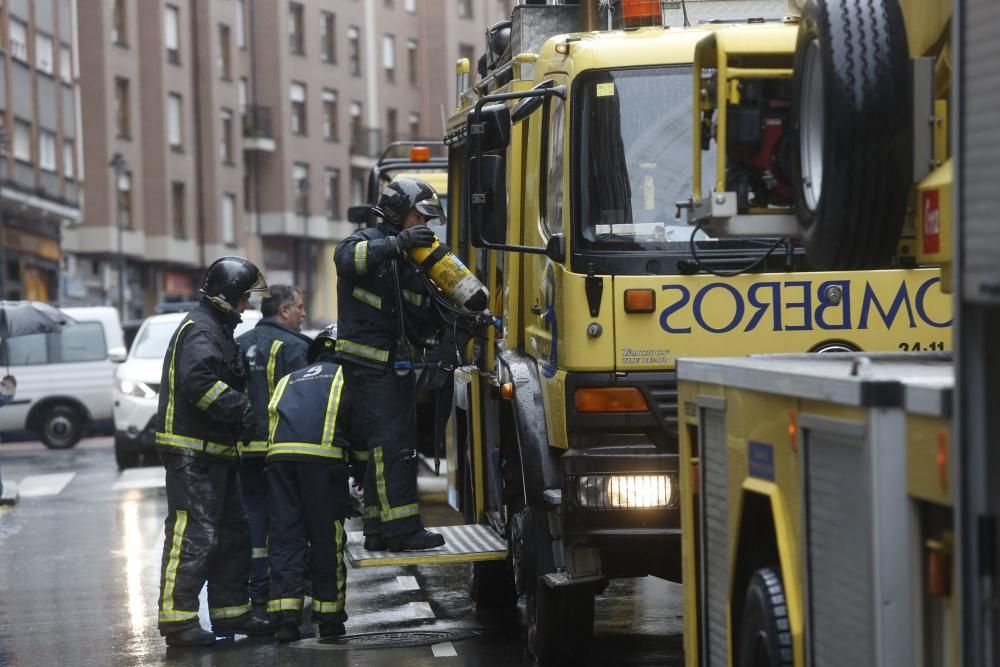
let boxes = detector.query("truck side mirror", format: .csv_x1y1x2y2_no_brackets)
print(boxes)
545,233,565,263
469,154,507,247
347,204,374,225
469,102,511,152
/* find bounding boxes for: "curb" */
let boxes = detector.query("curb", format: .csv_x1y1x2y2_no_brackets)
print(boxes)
0,480,18,506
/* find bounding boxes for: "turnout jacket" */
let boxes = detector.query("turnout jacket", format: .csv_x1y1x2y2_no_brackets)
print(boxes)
236,319,310,457
155,301,249,462
333,225,440,369
267,361,360,463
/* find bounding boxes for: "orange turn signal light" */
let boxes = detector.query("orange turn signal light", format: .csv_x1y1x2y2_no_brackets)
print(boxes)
500,383,514,400
410,145,431,162
574,387,648,413
624,289,655,313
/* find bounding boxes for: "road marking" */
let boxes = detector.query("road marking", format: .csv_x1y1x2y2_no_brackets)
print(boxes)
113,467,166,490
396,575,420,591
18,472,76,497
409,602,435,619
431,641,457,657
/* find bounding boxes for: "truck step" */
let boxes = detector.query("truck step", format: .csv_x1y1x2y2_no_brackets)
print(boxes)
346,524,507,568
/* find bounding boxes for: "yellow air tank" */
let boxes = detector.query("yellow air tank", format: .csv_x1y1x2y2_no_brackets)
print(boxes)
407,238,489,312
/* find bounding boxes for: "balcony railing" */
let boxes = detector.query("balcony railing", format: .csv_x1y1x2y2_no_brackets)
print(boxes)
243,105,275,152
350,126,382,158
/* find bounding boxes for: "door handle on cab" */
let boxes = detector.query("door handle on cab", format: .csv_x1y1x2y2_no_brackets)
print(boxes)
530,303,542,315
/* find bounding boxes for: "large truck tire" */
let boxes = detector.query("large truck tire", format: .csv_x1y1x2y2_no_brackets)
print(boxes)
462,452,518,611
792,0,912,270
736,568,793,667
529,577,595,665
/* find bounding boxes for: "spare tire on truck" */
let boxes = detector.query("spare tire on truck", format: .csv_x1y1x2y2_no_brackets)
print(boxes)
792,0,912,270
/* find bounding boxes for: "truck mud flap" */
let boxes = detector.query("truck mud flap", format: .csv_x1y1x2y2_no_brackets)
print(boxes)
346,524,507,568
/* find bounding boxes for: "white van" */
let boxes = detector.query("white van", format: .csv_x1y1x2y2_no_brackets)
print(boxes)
112,309,262,468
0,306,125,448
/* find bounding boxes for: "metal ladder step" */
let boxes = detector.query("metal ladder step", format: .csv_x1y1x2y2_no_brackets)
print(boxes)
346,524,507,568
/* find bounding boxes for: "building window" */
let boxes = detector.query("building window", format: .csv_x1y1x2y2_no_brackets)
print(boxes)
115,77,131,138
459,43,475,68
320,11,335,63
112,0,128,46
13,121,30,162
322,89,338,141
235,0,247,49
409,112,420,139
167,93,183,149
222,193,236,245
59,44,72,83
290,82,306,135
384,0,393,8
63,139,75,179
386,108,397,143
288,2,304,55
220,108,234,163
36,34,54,74
239,78,248,114
348,26,360,76
325,169,340,219
9,19,27,62
120,172,133,229
292,163,310,215
350,101,362,146
458,0,473,19
218,24,231,79
383,34,395,83
172,181,186,239
404,0,416,12
407,39,418,85
38,131,56,172
165,5,181,64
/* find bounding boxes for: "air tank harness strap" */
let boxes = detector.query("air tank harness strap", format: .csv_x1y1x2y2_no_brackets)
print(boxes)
414,244,450,272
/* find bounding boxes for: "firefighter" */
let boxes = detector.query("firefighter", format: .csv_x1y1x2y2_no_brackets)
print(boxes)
265,325,360,642
333,177,445,552
235,284,310,618
154,256,274,647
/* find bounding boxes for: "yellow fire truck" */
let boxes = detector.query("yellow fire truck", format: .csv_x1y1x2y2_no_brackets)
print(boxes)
348,1,952,662
676,0,960,665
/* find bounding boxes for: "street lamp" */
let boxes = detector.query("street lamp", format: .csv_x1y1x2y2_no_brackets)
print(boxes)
109,153,128,320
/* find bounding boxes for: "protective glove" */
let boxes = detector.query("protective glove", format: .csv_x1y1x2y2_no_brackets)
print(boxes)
239,401,256,445
395,225,435,253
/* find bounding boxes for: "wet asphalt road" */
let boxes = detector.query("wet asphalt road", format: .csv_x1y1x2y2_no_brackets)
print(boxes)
0,437,684,666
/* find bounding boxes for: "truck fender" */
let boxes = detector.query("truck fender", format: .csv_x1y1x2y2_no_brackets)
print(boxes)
498,350,562,508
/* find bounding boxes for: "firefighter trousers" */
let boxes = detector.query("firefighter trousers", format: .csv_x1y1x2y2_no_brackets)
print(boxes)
157,453,252,636
238,457,269,607
343,363,423,538
267,459,349,625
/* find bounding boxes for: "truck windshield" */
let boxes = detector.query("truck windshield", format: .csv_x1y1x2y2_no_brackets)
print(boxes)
576,66,714,250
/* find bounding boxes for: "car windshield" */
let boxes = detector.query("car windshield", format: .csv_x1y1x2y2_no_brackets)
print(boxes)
576,66,715,250
131,320,179,359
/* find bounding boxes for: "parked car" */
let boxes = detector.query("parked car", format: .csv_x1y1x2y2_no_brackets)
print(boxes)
0,306,126,449
113,309,262,468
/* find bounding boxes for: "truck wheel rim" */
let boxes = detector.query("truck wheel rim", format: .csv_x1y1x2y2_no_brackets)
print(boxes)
48,416,71,440
800,39,824,212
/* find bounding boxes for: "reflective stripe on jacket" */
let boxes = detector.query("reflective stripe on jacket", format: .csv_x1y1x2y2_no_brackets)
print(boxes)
154,302,248,462
266,362,356,463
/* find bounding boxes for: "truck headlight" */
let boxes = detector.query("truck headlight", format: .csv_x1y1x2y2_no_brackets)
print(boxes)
573,474,676,509
119,380,157,399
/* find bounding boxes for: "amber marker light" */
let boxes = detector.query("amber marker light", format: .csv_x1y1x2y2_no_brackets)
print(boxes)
500,383,514,401
624,288,655,313
409,145,431,162
574,387,648,413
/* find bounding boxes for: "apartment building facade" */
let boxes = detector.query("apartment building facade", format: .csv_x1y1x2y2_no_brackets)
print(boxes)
0,0,82,303
63,0,511,323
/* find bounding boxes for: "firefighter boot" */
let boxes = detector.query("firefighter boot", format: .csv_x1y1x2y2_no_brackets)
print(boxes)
275,624,301,643
165,627,216,647
385,529,445,552
364,534,386,551
319,622,346,638
214,615,275,638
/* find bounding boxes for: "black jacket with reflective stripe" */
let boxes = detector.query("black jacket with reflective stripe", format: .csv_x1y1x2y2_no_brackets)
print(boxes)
154,302,249,462
267,361,356,463
333,225,440,369
236,319,310,456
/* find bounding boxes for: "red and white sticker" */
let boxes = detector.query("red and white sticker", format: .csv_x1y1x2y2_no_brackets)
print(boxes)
922,189,941,254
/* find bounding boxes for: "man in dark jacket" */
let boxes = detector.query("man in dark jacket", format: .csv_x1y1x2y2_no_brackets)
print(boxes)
235,284,310,616
265,325,363,642
333,177,445,552
154,256,274,647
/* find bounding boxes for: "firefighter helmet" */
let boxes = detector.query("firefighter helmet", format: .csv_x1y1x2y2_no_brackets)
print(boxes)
200,256,270,313
307,324,338,363
374,177,446,229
